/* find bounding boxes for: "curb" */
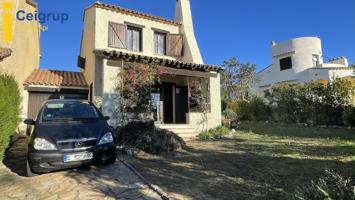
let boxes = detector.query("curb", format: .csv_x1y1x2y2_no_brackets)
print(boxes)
118,158,172,200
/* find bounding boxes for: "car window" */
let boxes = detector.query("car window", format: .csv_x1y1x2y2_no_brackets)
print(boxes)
42,101,100,122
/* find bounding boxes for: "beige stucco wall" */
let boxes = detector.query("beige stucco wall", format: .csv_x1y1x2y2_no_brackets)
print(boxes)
81,3,222,131
94,7,180,60
80,8,96,88
101,59,121,127
188,74,221,132
0,0,40,132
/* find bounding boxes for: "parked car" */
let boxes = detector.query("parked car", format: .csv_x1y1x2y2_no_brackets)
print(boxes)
24,99,116,176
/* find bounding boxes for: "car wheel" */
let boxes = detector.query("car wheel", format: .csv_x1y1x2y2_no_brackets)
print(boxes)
27,160,38,177
102,153,116,165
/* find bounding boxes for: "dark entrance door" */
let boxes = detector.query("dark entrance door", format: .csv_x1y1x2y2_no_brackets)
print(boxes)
175,86,188,124
160,83,174,124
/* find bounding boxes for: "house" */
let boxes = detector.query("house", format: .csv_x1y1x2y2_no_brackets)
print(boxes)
0,0,41,133
253,37,355,96
79,0,223,138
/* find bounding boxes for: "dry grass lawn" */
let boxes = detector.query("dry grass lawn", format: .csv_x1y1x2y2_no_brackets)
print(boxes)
122,122,355,200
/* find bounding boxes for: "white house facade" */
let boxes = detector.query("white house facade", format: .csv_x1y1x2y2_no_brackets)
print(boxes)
79,1,223,139
253,37,355,96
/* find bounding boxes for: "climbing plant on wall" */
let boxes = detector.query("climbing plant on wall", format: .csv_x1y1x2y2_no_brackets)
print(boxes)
117,62,161,124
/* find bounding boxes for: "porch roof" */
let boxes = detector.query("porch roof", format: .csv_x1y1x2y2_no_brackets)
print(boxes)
93,49,224,73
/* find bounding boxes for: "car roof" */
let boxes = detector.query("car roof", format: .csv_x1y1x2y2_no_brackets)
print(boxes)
45,99,90,103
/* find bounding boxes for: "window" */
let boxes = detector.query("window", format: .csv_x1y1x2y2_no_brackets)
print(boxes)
41,101,99,122
154,32,166,55
280,57,292,71
312,54,320,67
127,26,142,51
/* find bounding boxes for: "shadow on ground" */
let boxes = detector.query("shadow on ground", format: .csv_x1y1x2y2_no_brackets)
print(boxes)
1,137,160,199
3,136,28,176
123,137,355,200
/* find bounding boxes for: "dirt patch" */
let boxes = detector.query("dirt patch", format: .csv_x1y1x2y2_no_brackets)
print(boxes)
122,129,355,200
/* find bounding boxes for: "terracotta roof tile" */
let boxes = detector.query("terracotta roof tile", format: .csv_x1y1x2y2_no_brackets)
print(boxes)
24,69,88,88
89,2,180,26
94,49,224,72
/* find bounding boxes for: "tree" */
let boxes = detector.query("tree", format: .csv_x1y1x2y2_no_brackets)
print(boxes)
221,57,256,101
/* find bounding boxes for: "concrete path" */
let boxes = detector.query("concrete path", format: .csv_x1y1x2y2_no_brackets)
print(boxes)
0,137,162,200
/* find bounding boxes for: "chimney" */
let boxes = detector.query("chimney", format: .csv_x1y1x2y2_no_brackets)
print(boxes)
175,0,203,64
271,41,276,47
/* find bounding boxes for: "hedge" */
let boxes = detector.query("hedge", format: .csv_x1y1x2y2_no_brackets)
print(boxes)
223,78,355,127
0,73,21,161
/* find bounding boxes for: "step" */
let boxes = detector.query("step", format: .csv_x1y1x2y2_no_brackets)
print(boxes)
155,124,193,129
155,124,198,140
178,133,199,141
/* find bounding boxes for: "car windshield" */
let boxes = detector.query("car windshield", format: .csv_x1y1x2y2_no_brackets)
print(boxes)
41,101,100,122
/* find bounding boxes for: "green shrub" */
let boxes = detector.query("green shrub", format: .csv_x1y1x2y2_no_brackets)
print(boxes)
116,121,186,154
0,73,21,161
222,108,237,122
268,83,303,123
248,96,271,121
228,78,355,126
232,97,270,122
199,126,230,140
342,106,355,127
295,169,355,200
235,100,254,121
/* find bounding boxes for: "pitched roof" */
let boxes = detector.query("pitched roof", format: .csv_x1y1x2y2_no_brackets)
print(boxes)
88,2,180,26
24,69,88,88
0,47,12,61
93,49,224,72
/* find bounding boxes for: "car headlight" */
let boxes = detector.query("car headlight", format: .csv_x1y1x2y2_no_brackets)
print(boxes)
98,132,114,145
34,138,57,150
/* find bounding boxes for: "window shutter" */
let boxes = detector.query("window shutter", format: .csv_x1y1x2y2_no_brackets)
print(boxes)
167,34,183,57
108,22,126,48
77,56,85,69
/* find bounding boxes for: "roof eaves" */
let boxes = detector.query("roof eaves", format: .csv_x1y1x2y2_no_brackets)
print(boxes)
257,64,272,74
88,2,181,26
93,49,224,72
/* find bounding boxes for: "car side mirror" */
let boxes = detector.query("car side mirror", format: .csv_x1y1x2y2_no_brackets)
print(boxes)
104,116,110,121
24,119,35,125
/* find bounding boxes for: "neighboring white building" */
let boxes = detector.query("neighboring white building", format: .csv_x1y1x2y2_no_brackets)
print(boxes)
253,37,355,96
79,1,223,139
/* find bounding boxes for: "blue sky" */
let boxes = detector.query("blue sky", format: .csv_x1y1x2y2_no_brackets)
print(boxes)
37,0,355,72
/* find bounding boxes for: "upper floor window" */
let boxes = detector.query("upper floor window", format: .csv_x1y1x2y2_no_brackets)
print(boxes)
154,32,166,55
312,54,320,67
280,57,292,71
127,26,142,52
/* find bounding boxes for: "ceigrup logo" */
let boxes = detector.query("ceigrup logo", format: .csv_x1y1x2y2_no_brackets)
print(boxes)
2,0,13,43
1,0,69,43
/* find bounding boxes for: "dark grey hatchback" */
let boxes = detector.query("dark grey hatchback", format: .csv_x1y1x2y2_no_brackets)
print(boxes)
24,100,116,176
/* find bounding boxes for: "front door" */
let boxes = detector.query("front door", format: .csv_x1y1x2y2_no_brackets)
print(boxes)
175,86,188,124
160,83,174,124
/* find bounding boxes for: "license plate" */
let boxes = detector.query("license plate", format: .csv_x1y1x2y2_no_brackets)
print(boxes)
63,152,93,162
